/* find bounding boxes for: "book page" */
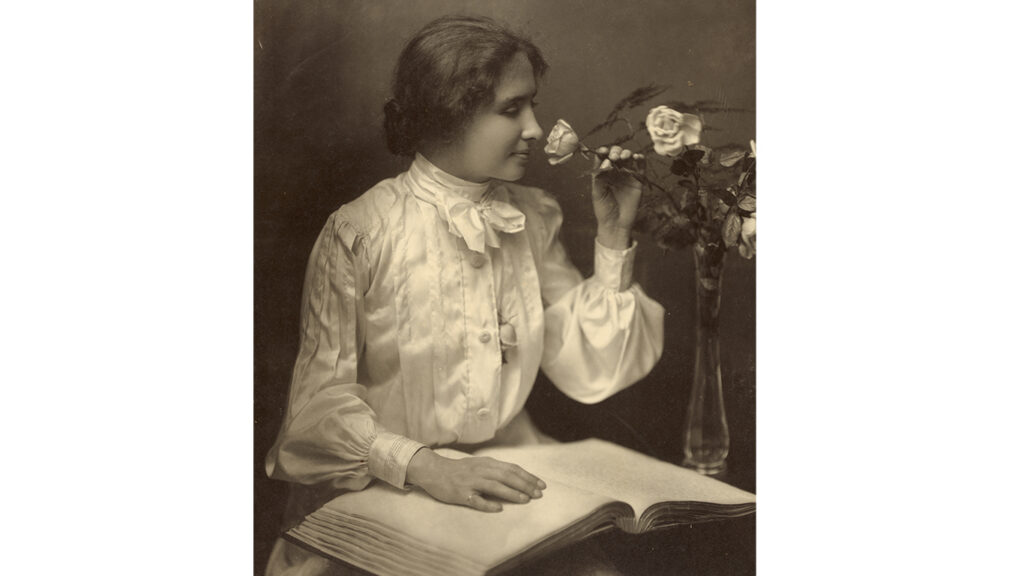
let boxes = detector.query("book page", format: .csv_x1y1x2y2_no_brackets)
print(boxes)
316,454,621,569
475,439,755,518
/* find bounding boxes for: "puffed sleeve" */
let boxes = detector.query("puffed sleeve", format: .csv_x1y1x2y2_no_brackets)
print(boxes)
265,211,425,491
533,194,665,404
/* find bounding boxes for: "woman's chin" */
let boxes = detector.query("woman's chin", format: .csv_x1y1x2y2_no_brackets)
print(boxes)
498,162,527,182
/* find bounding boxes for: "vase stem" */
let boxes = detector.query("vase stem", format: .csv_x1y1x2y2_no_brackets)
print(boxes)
683,242,730,475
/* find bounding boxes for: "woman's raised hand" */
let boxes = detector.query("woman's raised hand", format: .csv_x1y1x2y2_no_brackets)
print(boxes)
406,448,547,512
591,145,645,250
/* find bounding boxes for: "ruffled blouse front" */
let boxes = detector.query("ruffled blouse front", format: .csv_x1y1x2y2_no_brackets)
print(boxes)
265,154,665,496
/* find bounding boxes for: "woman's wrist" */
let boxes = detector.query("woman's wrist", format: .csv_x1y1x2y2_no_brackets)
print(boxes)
406,446,439,487
596,225,633,251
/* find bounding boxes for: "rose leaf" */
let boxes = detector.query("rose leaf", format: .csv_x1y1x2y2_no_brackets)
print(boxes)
737,195,757,212
722,210,742,248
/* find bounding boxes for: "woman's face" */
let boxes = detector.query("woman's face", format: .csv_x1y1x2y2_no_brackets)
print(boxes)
434,52,543,183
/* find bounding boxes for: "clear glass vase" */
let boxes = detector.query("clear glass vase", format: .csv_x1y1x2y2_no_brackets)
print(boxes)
683,241,730,475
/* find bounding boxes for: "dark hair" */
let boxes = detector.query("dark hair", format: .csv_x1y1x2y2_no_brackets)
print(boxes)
384,15,548,156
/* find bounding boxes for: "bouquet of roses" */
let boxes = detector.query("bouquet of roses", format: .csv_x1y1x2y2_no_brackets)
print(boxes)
544,86,755,260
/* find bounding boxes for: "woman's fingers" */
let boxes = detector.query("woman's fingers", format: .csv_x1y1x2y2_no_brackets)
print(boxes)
503,462,547,491
477,479,532,504
480,462,544,498
465,492,502,513
594,145,644,172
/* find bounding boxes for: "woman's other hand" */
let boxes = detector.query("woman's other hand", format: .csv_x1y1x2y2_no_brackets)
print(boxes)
591,145,645,250
406,448,547,512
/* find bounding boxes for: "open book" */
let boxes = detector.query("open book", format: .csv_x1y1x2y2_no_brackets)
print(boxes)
285,438,755,576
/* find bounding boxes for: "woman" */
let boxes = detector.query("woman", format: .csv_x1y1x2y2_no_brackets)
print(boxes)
265,15,664,575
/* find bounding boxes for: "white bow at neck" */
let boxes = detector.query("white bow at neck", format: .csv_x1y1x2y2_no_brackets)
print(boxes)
407,154,526,253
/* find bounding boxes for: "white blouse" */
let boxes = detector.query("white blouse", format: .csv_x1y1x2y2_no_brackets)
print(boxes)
265,154,665,495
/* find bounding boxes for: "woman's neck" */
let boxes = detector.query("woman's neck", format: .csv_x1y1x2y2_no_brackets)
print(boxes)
419,147,488,184
411,153,491,203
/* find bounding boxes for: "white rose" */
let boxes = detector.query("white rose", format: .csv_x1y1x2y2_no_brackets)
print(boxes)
544,119,580,165
645,105,702,157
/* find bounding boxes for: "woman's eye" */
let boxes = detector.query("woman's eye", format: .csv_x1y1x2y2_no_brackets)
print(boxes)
502,101,537,117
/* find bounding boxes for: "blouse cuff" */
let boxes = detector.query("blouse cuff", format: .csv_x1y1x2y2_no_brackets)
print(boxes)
368,431,426,490
593,238,637,292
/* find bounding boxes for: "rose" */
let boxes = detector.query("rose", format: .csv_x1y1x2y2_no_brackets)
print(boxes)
738,213,756,259
544,119,580,165
645,106,702,157
544,119,581,165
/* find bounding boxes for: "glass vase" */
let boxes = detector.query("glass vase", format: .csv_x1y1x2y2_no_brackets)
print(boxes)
683,241,730,475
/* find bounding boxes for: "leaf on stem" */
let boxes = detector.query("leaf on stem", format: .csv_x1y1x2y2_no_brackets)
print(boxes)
722,209,742,248
670,149,705,176
738,159,756,190
693,144,713,164
707,186,737,207
719,149,746,167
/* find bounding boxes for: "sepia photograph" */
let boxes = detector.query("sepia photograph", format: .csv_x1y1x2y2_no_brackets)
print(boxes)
9,2,1024,575
255,1,756,574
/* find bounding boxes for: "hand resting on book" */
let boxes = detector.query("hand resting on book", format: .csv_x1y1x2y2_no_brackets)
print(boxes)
406,447,548,512
289,440,756,576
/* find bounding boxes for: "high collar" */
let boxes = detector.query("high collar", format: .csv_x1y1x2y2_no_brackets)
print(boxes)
405,153,525,254
409,153,492,203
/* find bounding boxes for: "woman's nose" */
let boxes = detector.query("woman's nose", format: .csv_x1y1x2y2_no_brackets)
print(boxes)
522,109,542,141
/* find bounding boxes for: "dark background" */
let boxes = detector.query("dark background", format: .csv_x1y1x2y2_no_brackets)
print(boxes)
255,0,755,573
